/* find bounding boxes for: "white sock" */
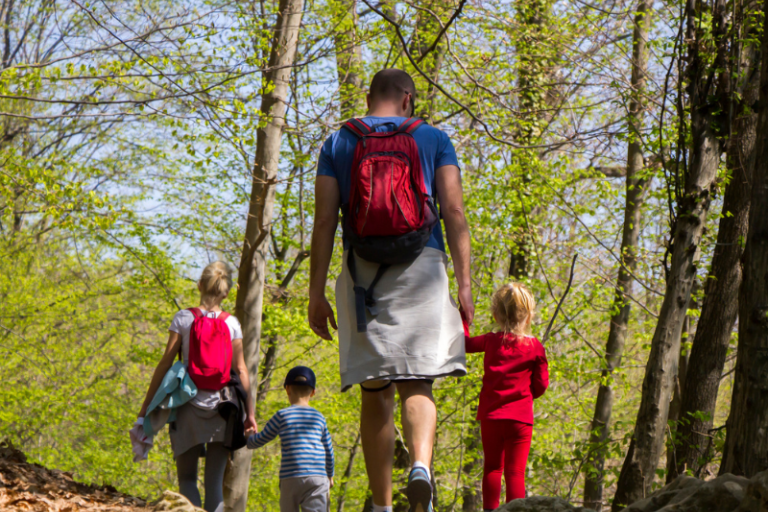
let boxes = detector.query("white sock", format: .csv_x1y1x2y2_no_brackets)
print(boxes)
372,504,392,512
411,460,430,478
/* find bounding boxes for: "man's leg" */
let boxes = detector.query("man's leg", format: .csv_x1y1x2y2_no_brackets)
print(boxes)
396,380,436,467
396,380,437,512
361,380,396,507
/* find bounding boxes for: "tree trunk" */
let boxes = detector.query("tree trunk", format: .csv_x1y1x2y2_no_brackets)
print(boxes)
410,0,449,120
611,0,728,508
393,438,410,512
334,0,364,120
515,0,552,143
506,0,553,279
461,424,482,512
673,2,759,477
256,335,278,404
719,0,768,477
666,306,692,483
336,432,361,512
223,0,305,509
582,2,651,509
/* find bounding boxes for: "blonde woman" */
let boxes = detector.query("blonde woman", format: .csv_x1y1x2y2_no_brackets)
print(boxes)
138,262,256,512
463,282,549,510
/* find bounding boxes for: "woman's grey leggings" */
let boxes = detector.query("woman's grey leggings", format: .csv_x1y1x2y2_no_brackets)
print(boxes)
176,442,229,512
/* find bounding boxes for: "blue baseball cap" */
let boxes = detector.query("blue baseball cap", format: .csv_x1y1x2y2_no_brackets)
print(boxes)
284,366,316,389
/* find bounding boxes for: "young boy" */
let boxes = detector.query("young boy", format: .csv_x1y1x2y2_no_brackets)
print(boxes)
247,366,335,512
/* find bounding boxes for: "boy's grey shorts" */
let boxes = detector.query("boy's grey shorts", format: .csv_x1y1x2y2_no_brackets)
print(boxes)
279,475,330,512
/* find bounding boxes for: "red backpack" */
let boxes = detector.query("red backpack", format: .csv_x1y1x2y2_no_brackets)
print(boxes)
341,118,438,332
187,308,232,390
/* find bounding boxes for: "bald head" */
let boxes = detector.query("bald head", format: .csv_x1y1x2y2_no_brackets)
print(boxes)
367,69,416,116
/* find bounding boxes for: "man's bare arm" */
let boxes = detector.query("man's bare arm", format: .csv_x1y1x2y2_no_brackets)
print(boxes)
435,164,474,324
308,175,341,340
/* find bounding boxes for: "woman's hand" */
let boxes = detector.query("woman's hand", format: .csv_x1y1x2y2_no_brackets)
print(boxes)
244,415,257,436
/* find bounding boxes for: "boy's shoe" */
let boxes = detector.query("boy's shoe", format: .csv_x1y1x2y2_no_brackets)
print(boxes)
406,467,433,512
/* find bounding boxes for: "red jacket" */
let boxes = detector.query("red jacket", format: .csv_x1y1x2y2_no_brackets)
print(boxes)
464,320,549,424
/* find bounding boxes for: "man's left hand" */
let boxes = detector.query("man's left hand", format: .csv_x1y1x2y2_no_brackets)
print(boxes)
309,295,337,340
458,285,474,326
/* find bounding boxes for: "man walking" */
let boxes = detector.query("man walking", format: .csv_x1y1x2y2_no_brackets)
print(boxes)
308,69,473,512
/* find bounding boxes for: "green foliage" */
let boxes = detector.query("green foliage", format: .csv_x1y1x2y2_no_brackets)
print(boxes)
0,0,739,510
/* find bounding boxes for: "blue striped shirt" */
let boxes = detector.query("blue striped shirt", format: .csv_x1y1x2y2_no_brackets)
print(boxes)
247,405,334,479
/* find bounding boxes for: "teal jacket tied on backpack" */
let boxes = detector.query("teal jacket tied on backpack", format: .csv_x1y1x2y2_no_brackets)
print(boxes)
144,361,198,437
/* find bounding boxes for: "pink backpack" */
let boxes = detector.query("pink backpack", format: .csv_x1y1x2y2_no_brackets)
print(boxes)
187,308,232,390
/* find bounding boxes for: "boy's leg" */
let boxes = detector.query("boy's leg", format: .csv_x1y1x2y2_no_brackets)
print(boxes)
298,476,331,512
360,380,396,506
502,421,532,502
279,478,302,512
203,442,229,512
480,420,506,511
176,444,203,508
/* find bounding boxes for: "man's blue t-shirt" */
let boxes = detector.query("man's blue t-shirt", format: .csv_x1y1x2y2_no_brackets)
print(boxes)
316,116,460,252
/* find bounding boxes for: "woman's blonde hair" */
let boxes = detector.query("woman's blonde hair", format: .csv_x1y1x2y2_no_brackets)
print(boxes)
492,282,535,336
199,261,232,299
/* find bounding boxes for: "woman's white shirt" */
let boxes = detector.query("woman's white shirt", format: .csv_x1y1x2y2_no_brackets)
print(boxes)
169,309,243,409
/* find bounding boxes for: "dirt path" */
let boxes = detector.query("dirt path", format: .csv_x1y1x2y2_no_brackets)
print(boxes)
0,442,151,511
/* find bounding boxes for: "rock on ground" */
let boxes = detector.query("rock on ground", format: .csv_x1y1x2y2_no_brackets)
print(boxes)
740,471,768,512
492,469,768,512
152,490,205,512
622,473,750,512
616,470,768,512
496,496,596,512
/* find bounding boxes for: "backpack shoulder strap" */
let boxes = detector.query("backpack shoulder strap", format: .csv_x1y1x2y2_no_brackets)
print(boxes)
188,307,202,318
397,117,426,135
218,312,231,322
343,118,373,138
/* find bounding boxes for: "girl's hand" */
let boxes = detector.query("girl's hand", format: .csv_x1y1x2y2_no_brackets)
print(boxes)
329,477,334,488
244,415,258,435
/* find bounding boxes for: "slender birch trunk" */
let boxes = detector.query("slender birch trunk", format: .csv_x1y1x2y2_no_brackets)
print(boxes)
223,0,305,509
611,0,728,507
582,2,651,509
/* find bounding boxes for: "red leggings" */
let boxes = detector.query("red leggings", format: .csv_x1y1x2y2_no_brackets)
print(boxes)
480,419,532,510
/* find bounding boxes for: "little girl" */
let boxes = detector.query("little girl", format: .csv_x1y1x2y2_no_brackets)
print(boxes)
463,282,549,511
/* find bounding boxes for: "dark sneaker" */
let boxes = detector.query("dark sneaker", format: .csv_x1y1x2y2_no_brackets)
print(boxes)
406,467,432,512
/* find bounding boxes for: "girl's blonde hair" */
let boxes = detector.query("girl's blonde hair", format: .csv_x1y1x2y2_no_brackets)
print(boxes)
199,261,232,299
492,282,535,336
